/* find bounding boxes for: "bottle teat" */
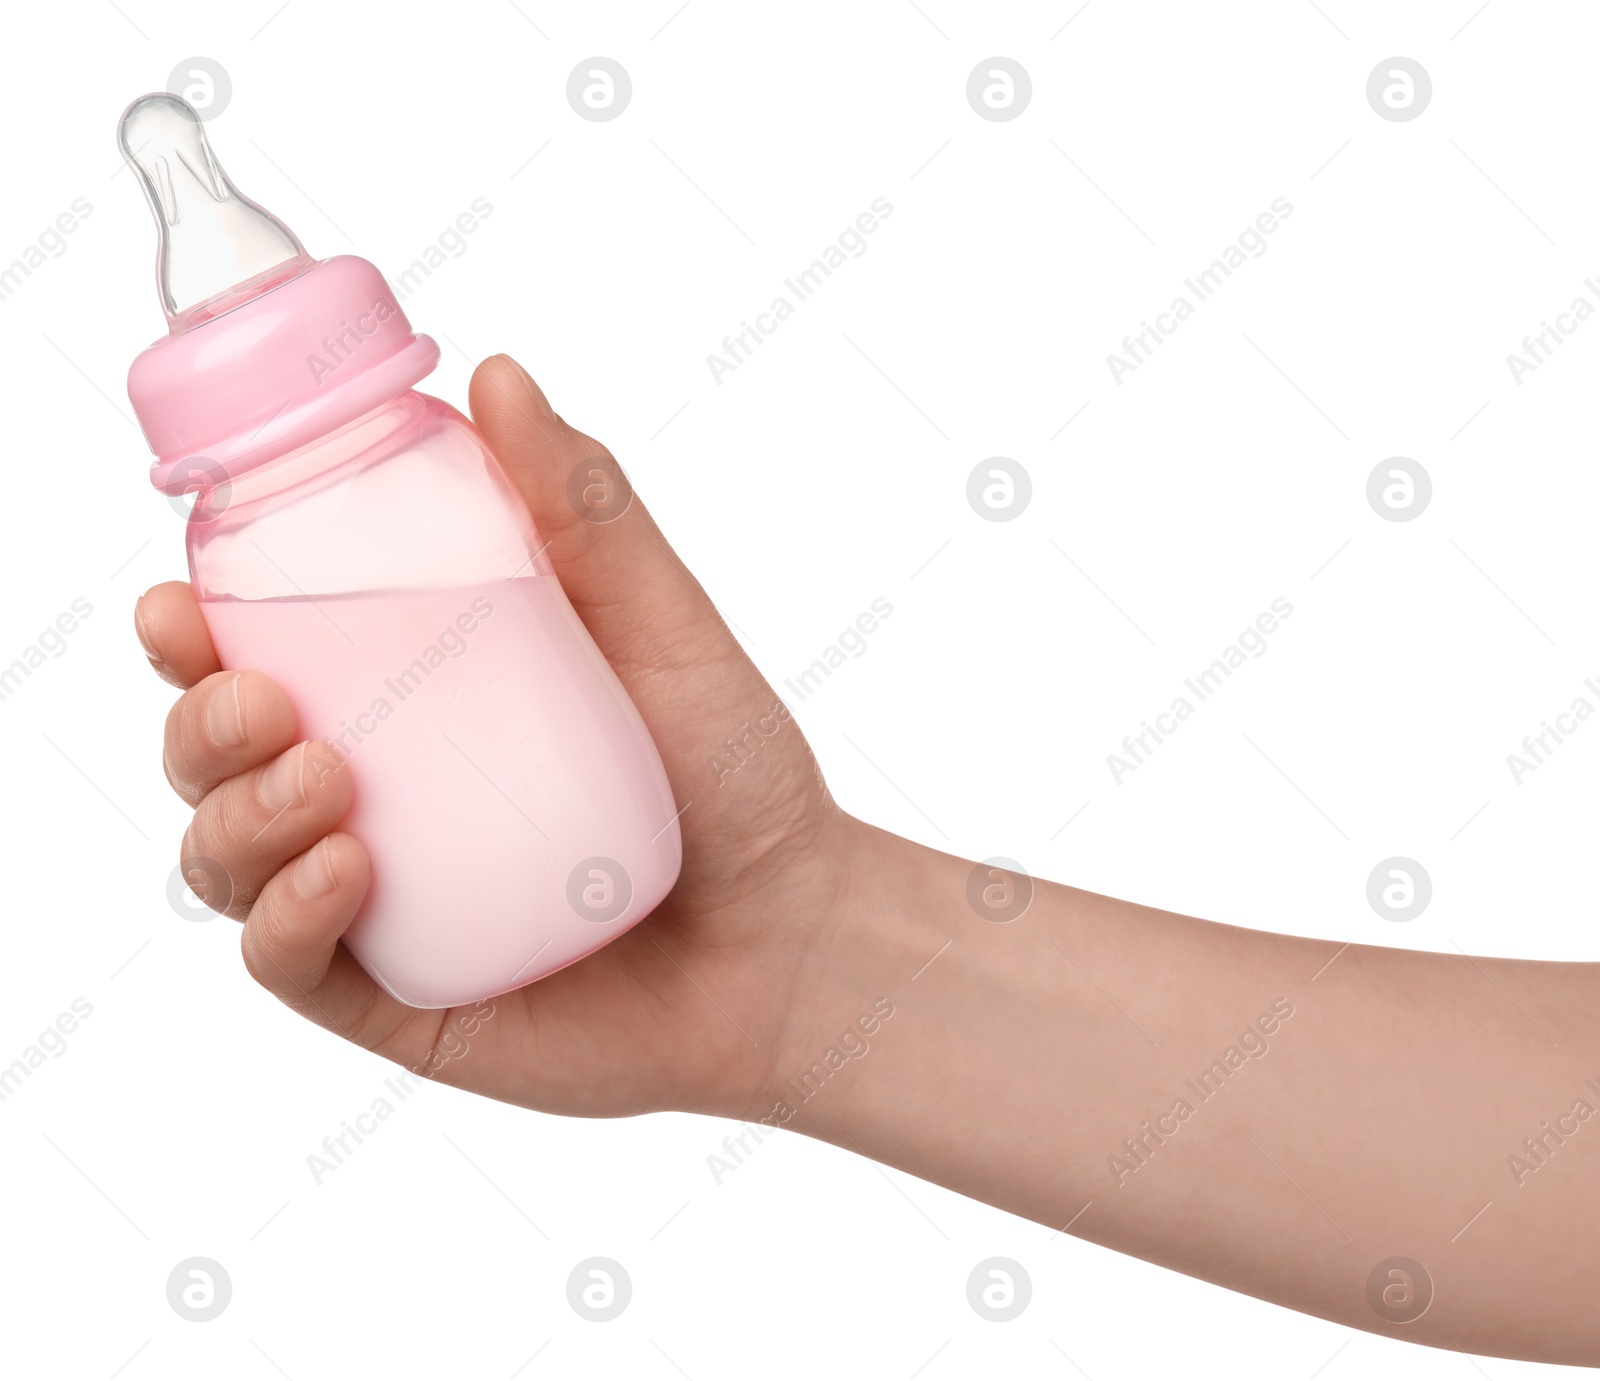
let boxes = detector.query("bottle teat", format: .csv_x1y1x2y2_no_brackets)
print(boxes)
122,91,440,494
118,93,315,333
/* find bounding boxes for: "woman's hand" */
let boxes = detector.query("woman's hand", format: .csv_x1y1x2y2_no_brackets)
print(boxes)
137,354,869,1123
141,356,1600,1366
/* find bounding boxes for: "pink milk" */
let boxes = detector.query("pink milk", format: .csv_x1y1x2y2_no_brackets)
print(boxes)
203,578,680,1007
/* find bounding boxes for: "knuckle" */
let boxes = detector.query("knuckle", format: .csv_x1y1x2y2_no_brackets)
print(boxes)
240,923,276,990
161,702,202,806
244,889,291,979
181,806,258,918
168,681,225,787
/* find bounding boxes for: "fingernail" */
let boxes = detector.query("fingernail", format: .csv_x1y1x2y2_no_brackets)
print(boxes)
133,601,158,659
259,743,307,811
294,838,338,900
304,739,345,790
207,673,247,748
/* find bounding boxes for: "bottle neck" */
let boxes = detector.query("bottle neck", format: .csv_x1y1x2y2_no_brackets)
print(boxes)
189,390,426,524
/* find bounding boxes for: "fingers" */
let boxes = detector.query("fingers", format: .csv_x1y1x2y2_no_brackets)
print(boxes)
243,834,438,1061
182,739,351,918
136,581,221,689
467,355,737,678
241,833,384,1028
163,670,299,807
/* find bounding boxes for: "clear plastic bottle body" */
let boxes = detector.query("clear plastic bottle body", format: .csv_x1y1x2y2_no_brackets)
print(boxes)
189,391,682,1008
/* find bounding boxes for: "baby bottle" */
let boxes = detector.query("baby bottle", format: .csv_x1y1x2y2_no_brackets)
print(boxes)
119,94,682,1008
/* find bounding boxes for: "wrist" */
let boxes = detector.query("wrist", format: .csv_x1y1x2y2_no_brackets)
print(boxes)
733,820,974,1138
749,831,1108,1230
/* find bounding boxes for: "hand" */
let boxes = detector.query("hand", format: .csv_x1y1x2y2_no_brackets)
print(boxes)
137,354,867,1121
136,359,1600,1365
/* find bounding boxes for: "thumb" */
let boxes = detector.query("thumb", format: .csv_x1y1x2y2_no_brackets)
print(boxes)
467,353,732,683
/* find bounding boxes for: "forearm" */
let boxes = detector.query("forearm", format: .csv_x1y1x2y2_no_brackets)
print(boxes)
773,821,1600,1365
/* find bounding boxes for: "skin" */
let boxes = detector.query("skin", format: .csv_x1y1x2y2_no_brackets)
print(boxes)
138,356,1600,1366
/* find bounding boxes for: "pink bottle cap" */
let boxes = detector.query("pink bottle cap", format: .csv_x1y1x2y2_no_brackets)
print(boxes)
118,94,439,495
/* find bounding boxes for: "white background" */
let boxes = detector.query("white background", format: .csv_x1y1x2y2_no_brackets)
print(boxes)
0,0,1595,1376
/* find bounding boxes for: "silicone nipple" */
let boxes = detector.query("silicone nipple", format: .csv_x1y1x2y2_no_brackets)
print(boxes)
118,93,314,333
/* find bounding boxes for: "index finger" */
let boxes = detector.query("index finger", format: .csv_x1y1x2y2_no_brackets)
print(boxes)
135,580,222,690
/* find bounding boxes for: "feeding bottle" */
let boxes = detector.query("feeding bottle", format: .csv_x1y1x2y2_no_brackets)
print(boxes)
119,93,682,1008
